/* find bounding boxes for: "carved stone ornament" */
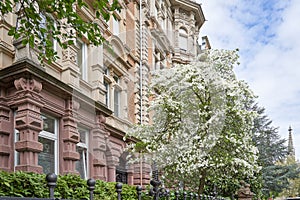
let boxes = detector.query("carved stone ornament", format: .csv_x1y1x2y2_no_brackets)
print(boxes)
14,77,42,93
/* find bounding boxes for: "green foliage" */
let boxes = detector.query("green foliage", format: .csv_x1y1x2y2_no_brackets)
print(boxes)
0,170,48,197
1,0,121,63
250,104,300,199
0,171,139,200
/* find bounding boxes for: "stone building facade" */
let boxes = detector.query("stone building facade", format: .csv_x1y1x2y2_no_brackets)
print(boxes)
0,0,207,185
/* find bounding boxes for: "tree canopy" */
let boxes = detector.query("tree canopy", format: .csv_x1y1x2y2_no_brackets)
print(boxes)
251,105,300,198
0,0,120,63
126,49,260,195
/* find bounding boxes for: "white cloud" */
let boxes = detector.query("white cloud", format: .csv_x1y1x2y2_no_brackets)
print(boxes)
198,0,300,160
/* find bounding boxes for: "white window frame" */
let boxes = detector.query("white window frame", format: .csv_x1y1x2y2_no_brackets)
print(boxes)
77,39,88,81
104,68,111,107
14,129,19,171
104,80,110,107
114,87,121,117
39,114,58,175
76,128,89,179
154,4,158,18
179,28,188,51
113,17,120,36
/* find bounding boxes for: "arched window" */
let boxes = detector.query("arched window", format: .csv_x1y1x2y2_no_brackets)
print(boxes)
179,28,188,51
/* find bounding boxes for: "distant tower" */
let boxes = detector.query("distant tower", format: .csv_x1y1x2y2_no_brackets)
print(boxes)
288,126,295,159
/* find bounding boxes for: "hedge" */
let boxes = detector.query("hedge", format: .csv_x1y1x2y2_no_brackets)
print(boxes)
0,170,149,200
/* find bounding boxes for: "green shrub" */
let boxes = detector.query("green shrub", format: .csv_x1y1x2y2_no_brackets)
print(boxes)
0,171,141,200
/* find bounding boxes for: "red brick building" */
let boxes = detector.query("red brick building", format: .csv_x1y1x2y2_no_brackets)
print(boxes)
0,0,207,185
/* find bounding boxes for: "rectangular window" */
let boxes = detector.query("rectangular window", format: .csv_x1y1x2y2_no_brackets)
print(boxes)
179,29,188,51
38,114,58,174
76,128,88,179
14,129,20,168
114,88,121,117
154,4,158,18
104,80,110,107
113,17,120,36
77,39,88,81
116,170,128,184
179,35,188,51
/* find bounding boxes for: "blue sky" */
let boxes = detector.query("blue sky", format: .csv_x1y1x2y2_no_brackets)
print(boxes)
198,0,300,160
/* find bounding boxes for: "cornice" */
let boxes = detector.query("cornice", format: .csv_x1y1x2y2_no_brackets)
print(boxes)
0,59,113,117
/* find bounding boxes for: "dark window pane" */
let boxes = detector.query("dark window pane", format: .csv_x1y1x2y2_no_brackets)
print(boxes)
38,137,55,174
76,147,87,179
116,170,127,184
42,115,55,133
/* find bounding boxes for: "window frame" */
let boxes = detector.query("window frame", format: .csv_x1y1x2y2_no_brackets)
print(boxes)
113,75,122,117
103,68,111,107
114,86,121,117
76,127,89,179
76,39,88,81
39,114,59,175
112,17,120,36
179,28,188,51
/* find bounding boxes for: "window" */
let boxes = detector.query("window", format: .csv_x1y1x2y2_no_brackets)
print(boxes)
38,14,57,53
116,153,128,184
38,114,58,174
113,17,120,36
104,68,110,107
116,170,128,183
76,128,89,179
104,80,110,106
154,4,158,18
113,75,121,117
179,28,188,51
114,88,121,117
77,39,88,81
14,129,20,168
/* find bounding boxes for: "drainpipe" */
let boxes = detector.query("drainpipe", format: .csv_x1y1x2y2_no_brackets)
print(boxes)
139,0,143,187
139,0,143,125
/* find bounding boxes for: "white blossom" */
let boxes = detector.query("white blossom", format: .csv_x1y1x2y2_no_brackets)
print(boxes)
126,49,259,183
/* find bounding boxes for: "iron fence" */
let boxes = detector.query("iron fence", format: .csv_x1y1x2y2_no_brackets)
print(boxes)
0,173,225,200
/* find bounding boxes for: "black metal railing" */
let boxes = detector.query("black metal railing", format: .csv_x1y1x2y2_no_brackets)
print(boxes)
0,173,226,200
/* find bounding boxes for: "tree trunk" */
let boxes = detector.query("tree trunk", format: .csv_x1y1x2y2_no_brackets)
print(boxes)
198,169,207,196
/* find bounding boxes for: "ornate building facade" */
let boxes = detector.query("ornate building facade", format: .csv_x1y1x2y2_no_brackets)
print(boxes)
0,0,207,185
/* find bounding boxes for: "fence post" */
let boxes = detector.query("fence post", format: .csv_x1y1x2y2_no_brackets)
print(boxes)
87,178,96,200
175,190,180,200
150,179,161,200
183,191,187,200
46,173,57,199
166,189,170,200
190,193,194,200
136,185,142,200
116,183,122,200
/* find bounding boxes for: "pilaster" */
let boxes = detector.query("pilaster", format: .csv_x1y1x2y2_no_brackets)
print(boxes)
0,98,13,171
13,77,44,173
61,98,80,174
106,141,122,182
91,113,108,180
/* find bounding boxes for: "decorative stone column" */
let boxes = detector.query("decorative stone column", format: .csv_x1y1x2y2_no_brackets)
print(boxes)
61,98,80,174
91,113,108,180
106,141,122,182
127,164,134,185
13,77,44,173
0,99,13,171
237,181,254,200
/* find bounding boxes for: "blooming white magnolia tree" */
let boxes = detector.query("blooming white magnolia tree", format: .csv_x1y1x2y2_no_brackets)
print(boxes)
126,49,260,194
